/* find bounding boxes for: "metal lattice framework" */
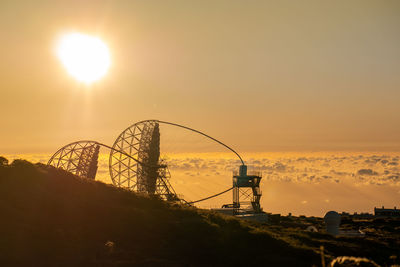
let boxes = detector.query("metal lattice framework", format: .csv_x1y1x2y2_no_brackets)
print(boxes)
109,120,177,200
156,159,179,201
48,141,100,179
108,119,252,206
47,119,263,213
232,166,262,214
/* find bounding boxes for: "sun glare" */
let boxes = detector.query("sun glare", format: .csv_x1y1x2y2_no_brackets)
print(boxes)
56,33,110,84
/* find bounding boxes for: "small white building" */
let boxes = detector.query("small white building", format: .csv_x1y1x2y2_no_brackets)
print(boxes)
324,211,341,236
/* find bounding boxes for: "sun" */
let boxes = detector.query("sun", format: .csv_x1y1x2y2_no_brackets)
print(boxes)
56,32,111,84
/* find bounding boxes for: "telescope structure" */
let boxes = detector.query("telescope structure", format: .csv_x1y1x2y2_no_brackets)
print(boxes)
48,141,100,179
47,119,264,215
109,120,178,201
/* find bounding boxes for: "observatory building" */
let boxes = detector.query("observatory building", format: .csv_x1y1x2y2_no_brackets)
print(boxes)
374,206,400,218
324,211,341,236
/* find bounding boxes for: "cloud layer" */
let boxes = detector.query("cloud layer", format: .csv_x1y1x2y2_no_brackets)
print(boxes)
4,152,400,217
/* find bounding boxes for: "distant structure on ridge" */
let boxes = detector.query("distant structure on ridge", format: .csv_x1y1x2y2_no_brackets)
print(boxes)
232,165,262,214
324,211,341,236
374,206,400,218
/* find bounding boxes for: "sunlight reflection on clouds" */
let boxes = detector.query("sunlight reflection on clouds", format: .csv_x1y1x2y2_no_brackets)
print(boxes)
4,152,400,216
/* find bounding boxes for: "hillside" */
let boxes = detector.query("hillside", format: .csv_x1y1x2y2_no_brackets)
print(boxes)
0,158,320,266
0,158,398,266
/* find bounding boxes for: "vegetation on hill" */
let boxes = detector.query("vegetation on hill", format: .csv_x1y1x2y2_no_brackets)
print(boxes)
0,158,319,266
0,157,398,266
260,215,400,266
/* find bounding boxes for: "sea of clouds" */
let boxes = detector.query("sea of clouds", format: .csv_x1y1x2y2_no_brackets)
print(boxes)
4,152,400,217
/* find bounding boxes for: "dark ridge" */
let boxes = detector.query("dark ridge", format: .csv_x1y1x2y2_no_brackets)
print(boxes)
0,158,319,266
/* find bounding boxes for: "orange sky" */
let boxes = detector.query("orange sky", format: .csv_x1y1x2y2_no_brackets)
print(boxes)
1,1,400,153
1,1,400,216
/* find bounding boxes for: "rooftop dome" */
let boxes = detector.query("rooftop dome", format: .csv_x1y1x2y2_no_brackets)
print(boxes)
324,211,340,219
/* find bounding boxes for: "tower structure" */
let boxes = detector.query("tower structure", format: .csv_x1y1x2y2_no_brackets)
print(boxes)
232,165,262,214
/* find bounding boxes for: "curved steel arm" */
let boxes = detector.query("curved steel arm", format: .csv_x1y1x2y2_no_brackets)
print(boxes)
156,120,245,165
187,187,233,204
50,119,245,205
102,141,236,205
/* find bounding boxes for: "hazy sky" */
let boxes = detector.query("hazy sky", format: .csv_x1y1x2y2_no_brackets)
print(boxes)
1,1,400,153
